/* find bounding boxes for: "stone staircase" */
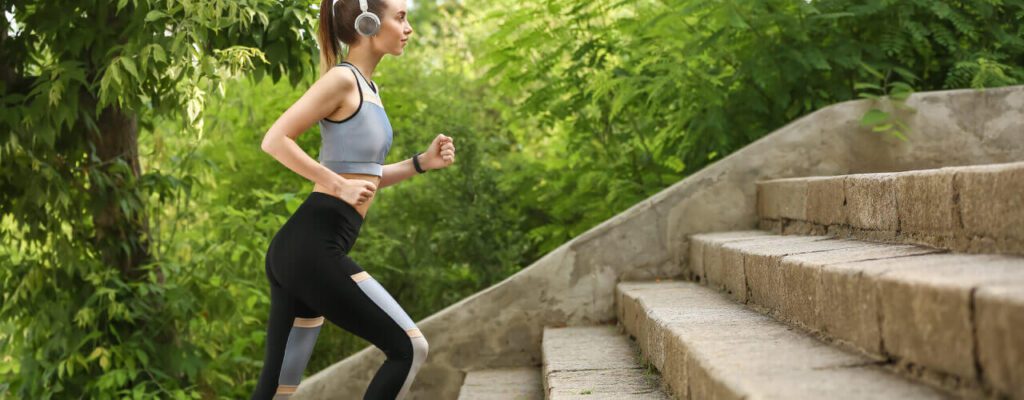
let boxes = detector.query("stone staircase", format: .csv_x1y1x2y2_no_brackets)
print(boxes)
296,86,1024,399
456,162,1022,399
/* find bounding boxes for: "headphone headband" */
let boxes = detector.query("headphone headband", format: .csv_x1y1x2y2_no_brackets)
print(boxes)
329,0,371,16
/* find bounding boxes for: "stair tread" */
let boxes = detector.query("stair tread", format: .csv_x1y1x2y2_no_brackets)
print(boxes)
756,160,1024,184
755,161,1024,256
543,325,670,399
457,367,543,400
689,230,1024,397
693,230,1024,288
617,281,951,399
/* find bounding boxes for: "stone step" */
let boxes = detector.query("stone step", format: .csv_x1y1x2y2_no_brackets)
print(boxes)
755,160,1024,255
689,230,1024,398
542,325,671,399
616,281,952,399
456,367,543,400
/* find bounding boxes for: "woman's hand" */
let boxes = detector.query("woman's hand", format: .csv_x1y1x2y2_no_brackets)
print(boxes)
330,176,377,207
420,134,455,171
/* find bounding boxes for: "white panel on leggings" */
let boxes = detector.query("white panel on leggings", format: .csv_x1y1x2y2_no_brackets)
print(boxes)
355,278,417,330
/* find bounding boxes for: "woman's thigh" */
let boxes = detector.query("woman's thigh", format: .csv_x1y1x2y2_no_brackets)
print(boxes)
289,252,414,355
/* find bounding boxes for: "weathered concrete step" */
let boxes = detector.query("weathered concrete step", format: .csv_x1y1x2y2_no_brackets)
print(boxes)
689,230,1024,398
456,367,543,400
542,325,671,399
756,160,1024,255
616,281,952,399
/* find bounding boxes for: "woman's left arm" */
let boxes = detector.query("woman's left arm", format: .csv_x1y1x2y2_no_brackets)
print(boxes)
379,134,456,188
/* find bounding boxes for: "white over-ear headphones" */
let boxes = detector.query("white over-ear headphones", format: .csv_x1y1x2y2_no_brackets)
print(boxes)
331,0,381,37
354,0,381,36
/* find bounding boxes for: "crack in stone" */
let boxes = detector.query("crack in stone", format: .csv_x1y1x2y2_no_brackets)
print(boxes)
742,253,753,304
549,366,645,373
875,268,889,357
952,171,966,232
812,359,887,371
968,286,985,385
893,177,902,235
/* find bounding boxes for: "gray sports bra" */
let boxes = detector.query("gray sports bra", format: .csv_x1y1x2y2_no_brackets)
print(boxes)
318,61,394,177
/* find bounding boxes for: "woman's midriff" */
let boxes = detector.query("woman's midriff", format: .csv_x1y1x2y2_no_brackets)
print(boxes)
311,172,381,220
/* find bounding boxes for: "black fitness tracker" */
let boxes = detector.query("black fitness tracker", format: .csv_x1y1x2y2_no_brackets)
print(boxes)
412,152,427,173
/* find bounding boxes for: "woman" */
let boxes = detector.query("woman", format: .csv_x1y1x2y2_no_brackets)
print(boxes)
253,0,455,398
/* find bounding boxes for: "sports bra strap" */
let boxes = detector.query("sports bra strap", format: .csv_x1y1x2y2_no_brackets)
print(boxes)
337,62,378,94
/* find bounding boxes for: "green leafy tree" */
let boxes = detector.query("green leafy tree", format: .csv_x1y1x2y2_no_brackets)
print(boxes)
0,0,316,397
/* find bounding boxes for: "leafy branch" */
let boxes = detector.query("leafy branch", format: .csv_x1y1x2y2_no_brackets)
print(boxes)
855,62,918,141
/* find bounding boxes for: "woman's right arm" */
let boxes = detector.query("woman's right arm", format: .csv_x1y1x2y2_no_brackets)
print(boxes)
260,68,355,189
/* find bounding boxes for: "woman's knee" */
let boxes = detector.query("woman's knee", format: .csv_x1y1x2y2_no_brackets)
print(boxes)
385,328,428,362
411,334,428,361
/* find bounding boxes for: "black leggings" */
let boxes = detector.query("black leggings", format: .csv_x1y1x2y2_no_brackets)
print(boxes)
252,191,428,400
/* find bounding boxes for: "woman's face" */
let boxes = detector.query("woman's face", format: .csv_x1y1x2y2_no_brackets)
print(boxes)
372,0,413,56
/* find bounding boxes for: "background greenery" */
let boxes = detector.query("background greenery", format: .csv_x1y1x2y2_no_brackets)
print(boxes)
2,0,1022,398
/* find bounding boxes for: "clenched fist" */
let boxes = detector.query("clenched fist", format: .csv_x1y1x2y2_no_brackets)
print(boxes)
419,134,455,171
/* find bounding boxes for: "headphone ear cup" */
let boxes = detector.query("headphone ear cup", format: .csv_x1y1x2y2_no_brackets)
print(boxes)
354,12,381,36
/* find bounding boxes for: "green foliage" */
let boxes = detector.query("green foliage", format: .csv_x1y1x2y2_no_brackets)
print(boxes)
0,0,315,398
854,62,918,141
477,0,1024,251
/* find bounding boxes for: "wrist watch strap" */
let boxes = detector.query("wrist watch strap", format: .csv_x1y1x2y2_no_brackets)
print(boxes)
413,152,427,173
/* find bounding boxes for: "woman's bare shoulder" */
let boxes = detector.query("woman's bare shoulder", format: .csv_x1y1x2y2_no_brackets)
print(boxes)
320,64,358,94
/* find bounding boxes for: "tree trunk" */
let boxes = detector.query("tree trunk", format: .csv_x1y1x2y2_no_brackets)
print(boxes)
88,104,164,284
